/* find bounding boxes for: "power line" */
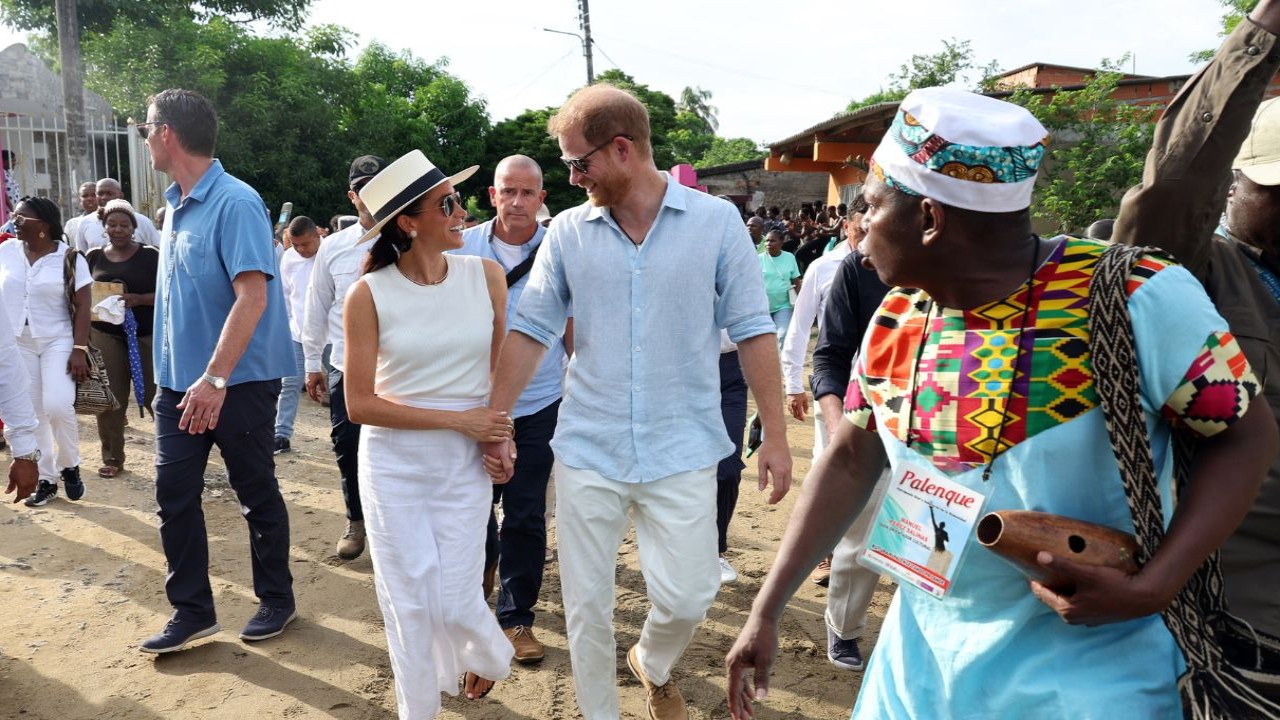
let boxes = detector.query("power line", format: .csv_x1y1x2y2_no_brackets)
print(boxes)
592,33,848,98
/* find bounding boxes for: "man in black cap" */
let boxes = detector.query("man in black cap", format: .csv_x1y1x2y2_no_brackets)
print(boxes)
301,154,387,561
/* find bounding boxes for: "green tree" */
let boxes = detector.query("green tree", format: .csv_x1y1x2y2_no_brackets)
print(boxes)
677,86,718,134
482,107,581,219
59,11,490,223
1005,59,1158,233
697,137,764,168
669,110,716,166
1191,0,1257,61
593,69,679,168
0,0,311,38
847,38,1000,111
343,44,490,191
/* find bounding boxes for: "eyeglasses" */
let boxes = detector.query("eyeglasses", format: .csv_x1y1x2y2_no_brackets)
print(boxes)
438,191,463,217
135,121,166,140
11,214,38,227
560,134,633,174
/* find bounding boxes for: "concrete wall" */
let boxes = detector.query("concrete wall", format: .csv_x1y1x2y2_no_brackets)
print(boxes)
699,164,829,212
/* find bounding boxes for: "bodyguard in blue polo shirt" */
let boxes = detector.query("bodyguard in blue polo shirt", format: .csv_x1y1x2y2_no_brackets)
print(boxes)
452,154,567,665
137,89,297,654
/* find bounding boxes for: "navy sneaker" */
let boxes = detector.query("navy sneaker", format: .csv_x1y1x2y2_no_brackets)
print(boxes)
827,627,865,670
239,605,297,641
61,466,85,501
140,615,221,654
24,480,57,507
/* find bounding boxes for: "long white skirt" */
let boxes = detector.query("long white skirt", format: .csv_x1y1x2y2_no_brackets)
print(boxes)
359,418,513,720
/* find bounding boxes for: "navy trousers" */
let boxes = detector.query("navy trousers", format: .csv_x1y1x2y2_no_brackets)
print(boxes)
327,370,363,521
154,381,293,622
484,399,560,629
716,351,748,555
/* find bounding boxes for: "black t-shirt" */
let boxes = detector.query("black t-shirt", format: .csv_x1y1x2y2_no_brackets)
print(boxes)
85,244,159,337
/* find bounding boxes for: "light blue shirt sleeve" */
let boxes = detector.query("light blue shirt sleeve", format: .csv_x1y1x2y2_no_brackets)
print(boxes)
218,198,276,281
511,223,571,349
716,216,775,343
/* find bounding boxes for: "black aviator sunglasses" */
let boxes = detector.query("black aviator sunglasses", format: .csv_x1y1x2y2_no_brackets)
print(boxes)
560,134,633,174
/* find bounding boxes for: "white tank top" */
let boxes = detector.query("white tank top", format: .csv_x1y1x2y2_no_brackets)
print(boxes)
363,254,493,405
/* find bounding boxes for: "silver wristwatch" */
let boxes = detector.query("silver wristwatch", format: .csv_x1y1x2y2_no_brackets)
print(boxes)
13,449,40,464
201,373,227,390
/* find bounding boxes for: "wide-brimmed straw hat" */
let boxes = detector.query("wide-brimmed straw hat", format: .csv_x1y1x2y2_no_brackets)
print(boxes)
357,149,478,243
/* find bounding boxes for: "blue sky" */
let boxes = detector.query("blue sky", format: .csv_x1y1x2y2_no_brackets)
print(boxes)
1,0,1231,144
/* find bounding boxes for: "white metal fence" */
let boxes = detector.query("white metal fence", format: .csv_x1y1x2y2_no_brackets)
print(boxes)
0,112,167,224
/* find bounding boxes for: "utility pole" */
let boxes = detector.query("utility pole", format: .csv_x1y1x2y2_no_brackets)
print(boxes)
54,0,90,207
545,0,597,86
579,0,594,84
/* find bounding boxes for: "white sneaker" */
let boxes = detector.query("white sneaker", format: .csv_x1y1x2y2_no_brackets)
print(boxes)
718,556,738,585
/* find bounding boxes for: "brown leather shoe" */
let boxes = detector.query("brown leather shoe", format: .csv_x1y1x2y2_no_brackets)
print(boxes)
627,645,687,720
503,625,545,663
336,520,365,560
810,555,832,586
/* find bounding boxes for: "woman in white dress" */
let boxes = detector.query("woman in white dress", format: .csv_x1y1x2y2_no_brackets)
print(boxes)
342,150,515,718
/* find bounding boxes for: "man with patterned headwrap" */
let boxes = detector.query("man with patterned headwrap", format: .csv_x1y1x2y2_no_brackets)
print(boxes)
726,84,1279,719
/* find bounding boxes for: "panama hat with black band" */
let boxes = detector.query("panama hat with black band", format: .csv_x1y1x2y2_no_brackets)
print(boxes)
357,149,479,244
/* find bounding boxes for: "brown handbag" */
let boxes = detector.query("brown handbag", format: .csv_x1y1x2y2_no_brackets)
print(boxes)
62,248,118,415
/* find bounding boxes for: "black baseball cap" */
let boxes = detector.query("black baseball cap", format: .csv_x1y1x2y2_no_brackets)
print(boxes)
349,155,388,188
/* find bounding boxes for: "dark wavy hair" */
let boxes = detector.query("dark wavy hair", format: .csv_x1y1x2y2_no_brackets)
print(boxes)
362,195,427,275
17,195,64,242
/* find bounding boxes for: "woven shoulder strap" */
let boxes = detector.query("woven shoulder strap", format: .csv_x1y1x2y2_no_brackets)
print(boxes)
1088,242,1280,719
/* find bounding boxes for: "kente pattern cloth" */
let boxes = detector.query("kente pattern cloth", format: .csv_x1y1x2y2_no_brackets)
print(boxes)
845,236,1257,475
843,236,1258,720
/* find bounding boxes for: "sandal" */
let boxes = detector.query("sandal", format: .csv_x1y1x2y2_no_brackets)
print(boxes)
462,671,495,700
98,466,119,479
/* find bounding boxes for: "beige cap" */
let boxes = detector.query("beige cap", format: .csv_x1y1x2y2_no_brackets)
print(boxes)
1235,96,1280,186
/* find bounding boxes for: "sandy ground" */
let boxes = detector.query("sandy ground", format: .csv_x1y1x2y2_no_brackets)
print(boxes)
0,378,893,719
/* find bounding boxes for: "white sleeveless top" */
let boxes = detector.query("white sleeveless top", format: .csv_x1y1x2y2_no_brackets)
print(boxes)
363,254,493,405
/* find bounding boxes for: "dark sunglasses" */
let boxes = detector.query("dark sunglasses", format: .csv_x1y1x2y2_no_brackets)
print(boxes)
560,134,633,174
135,121,166,139
438,191,463,217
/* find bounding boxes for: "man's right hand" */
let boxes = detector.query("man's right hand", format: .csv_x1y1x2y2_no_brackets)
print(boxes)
725,611,780,719
7,458,37,503
305,371,326,402
480,439,516,484
787,393,809,422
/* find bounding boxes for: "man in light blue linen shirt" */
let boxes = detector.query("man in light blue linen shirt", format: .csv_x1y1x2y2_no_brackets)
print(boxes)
483,84,792,720
453,154,569,664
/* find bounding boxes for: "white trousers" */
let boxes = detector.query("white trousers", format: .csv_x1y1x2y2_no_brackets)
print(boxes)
826,469,892,639
813,406,887,640
555,460,719,720
359,423,513,720
16,328,78,480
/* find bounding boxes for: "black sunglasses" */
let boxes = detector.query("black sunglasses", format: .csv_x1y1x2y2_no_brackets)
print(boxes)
438,191,463,217
560,134,633,174
135,121,167,140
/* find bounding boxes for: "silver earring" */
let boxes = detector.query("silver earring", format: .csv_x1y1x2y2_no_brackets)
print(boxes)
410,230,417,238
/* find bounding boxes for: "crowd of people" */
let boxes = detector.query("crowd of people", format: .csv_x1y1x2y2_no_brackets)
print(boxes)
3,6,1280,720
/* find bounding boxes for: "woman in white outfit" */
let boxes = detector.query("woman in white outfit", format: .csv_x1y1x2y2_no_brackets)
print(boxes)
0,196,91,507
343,150,515,719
